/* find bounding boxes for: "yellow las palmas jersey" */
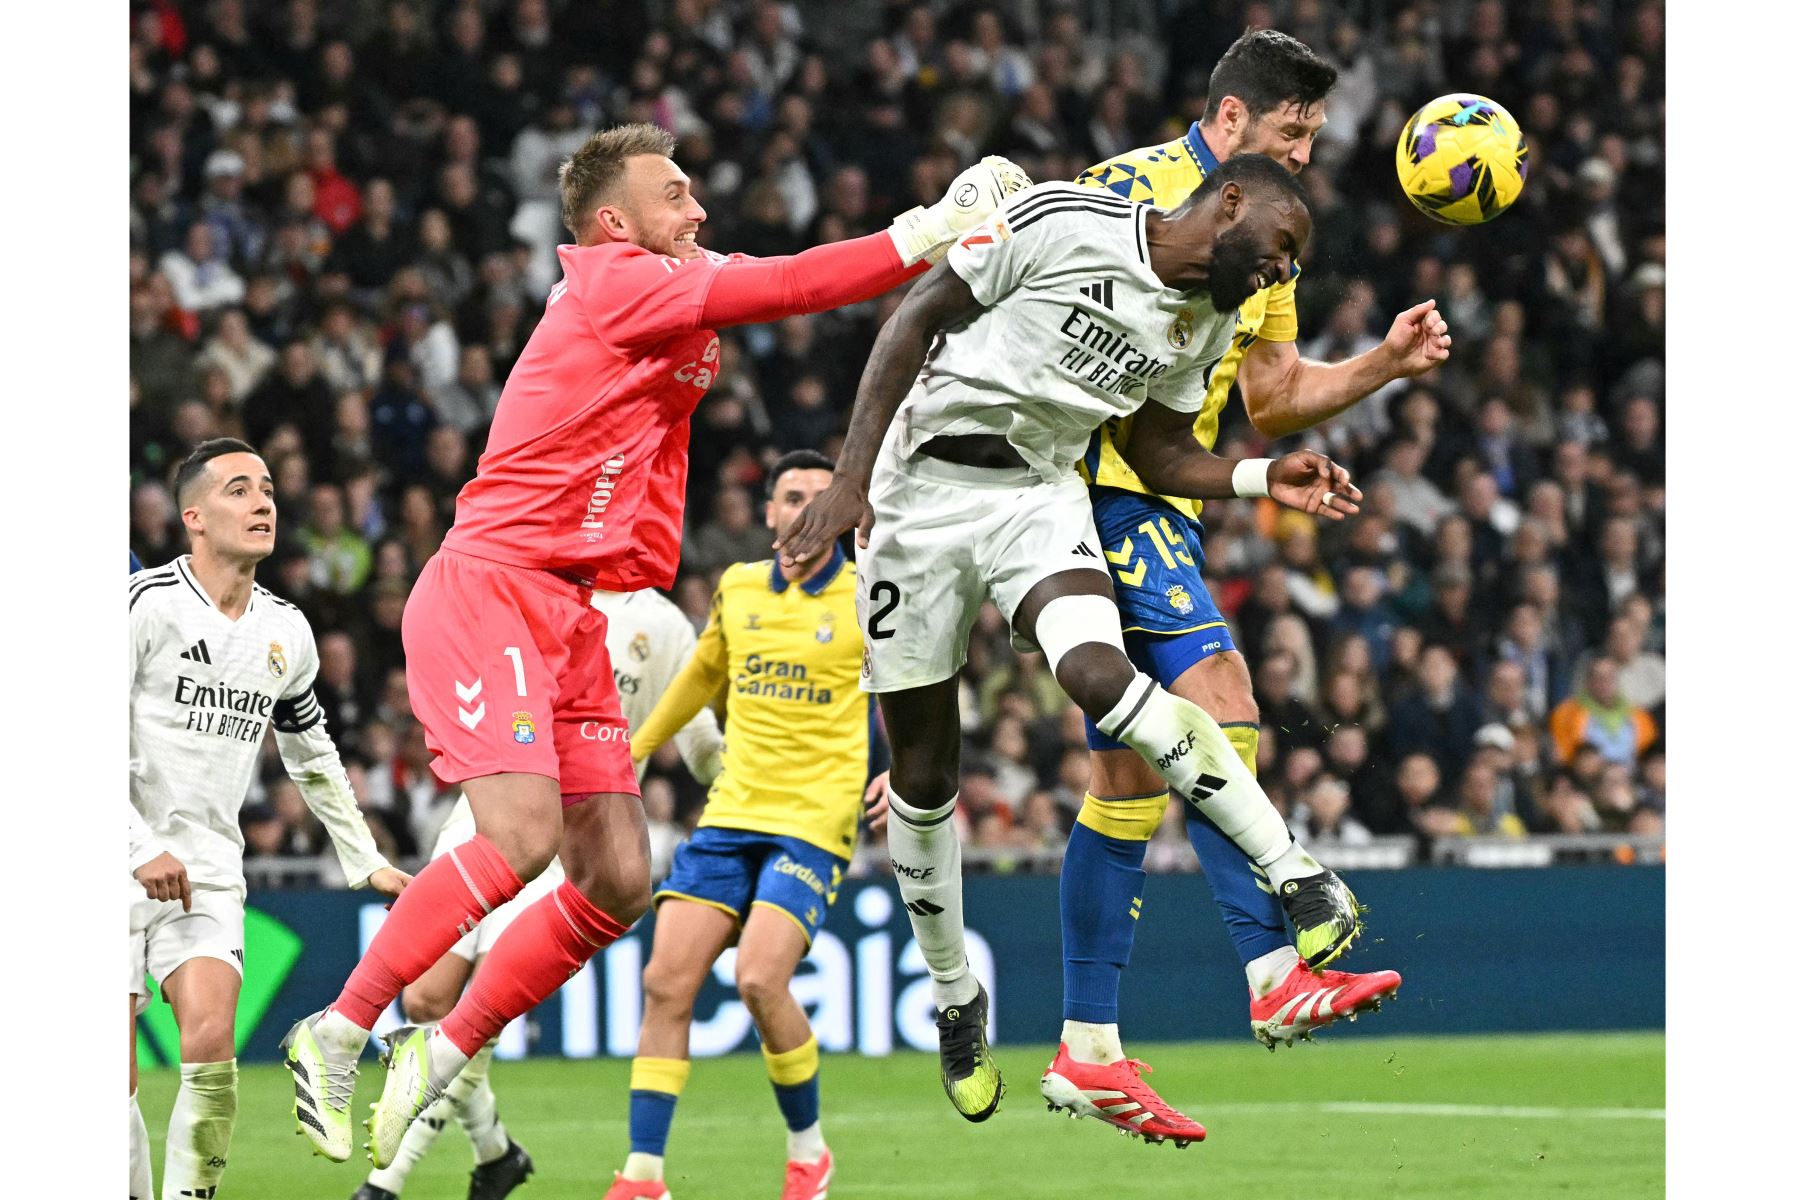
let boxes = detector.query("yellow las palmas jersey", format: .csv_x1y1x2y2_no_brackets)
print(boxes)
1075,123,1300,519
631,548,867,857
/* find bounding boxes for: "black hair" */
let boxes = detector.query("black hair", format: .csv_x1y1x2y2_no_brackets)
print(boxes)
766,449,835,497
1202,29,1337,123
1186,151,1310,212
174,437,260,504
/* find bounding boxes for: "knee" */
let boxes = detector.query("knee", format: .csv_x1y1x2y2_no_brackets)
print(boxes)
178,1007,236,1062
572,859,651,926
401,977,461,1024
890,752,957,810
735,958,792,1017
490,822,559,882
640,959,696,1020
1056,644,1136,717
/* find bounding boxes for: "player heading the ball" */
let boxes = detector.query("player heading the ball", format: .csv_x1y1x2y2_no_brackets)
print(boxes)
777,156,1366,1131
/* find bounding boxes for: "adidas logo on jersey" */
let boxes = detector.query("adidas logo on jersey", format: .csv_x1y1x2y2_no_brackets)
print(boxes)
179,639,213,664
1078,279,1115,309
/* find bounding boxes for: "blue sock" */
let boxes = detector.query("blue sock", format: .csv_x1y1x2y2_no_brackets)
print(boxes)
1060,795,1163,1022
628,1090,679,1156
1184,807,1289,967
627,1056,690,1156
772,1077,820,1131
764,1036,821,1131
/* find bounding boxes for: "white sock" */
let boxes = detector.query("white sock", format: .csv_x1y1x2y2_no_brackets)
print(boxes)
367,1091,454,1194
887,789,978,1010
1246,945,1302,998
1060,1020,1124,1065
163,1059,237,1200
1263,840,1327,891
130,1091,153,1200
787,1120,827,1163
1097,677,1292,862
622,1151,664,1182
426,1025,474,1086
452,1043,511,1163
317,1007,372,1057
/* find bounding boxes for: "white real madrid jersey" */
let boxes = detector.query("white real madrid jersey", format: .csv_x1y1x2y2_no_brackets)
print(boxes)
129,558,387,895
592,587,722,782
889,181,1239,483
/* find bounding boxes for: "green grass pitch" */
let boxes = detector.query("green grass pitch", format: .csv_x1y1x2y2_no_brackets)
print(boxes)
139,1032,1663,1198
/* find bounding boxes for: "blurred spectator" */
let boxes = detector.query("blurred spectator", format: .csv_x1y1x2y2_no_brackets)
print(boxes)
161,222,246,311
683,486,776,574
300,482,372,596
1549,658,1658,768
1293,775,1373,845
1386,645,1485,777
195,307,275,403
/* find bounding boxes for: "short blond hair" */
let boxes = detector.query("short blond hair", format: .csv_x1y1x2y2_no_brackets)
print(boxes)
558,122,678,240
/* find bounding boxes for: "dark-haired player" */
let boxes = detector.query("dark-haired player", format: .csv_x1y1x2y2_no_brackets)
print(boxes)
285,123,1030,1168
1051,30,1447,1120
777,157,1363,1142
130,439,408,1200
607,451,882,1200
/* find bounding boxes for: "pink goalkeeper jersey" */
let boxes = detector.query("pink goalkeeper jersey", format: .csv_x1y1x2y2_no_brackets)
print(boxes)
442,241,734,591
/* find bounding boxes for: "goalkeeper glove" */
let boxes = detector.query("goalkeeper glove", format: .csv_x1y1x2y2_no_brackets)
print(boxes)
887,155,1034,268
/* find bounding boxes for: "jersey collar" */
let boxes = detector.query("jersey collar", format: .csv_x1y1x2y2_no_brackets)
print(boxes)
1185,122,1222,174
176,554,257,617
769,543,844,596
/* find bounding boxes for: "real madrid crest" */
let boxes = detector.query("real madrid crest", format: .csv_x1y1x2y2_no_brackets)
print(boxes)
267,642,287,678
1166,309,1194,351
816,612,836,643
629,631,651,662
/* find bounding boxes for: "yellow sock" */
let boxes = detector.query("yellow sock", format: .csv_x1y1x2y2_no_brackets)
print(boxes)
1075,790,1170,841
1222,722,1260,778
761,1035,820,1087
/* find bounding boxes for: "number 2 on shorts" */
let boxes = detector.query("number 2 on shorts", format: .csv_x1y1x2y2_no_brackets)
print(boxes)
867,581,901,640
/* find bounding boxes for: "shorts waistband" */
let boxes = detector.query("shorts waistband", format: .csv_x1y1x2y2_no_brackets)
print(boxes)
437,547,597,606
892,448,1039,490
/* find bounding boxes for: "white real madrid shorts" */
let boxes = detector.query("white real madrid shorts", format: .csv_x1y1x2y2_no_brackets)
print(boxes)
856,445,1109,693
129,884,244,1014
431,797,566,962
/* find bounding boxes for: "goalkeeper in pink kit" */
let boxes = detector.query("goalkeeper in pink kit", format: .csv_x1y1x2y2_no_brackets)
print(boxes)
283,122,1030,1168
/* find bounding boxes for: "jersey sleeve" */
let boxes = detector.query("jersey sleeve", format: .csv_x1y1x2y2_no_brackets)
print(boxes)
1257,273,1300,344
630,582,730,764
647,608,726,784
945,201,1047,308
271,616,389,888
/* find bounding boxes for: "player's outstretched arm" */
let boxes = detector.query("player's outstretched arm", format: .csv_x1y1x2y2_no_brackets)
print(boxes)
1121,399,1362,520
774,261,988,569
1237,298,1452,439
685,156,1030,335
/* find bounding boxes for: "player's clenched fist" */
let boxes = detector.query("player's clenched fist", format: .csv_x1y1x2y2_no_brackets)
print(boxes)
135,850,193,912
1268,450,1362,521
887,155,1034,267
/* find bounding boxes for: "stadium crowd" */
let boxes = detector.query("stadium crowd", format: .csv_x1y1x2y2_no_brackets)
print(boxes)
128,0,1666,880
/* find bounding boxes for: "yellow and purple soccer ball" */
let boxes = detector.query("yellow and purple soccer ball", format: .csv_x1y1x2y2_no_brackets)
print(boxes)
1394,94,1529,226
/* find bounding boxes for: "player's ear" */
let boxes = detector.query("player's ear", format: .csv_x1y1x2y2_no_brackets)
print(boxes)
1218,181,1244,222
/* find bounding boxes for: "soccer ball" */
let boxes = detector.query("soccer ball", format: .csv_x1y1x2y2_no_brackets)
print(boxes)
1394,94,1529,226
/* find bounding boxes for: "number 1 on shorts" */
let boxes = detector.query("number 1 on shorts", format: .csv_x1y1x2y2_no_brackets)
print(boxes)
503,646,528,696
